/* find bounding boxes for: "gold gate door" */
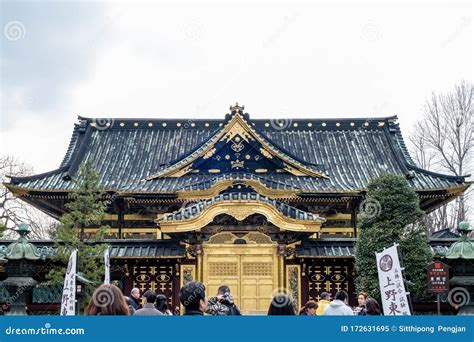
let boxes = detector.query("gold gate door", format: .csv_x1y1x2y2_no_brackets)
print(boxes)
202,234,278,315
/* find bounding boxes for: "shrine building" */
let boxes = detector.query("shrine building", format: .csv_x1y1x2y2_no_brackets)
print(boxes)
3,104,470,314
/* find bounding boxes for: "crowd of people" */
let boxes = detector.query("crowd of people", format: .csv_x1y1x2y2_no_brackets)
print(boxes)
84,282,381,316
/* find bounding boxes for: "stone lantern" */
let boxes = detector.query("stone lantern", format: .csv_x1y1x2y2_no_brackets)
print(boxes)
445,221,474,315
0,223,51,315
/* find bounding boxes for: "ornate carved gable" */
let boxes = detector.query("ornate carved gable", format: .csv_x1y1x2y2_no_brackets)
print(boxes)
147,104,328,179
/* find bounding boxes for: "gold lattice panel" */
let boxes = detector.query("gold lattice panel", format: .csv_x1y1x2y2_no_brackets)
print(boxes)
207,232,237,244
208,262,238,277
242,262,273,276
244,232,273,244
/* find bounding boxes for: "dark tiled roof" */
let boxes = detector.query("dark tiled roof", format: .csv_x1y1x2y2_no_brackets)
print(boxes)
0,240,185,258
158,192,323,222
295,238,467,258
108,239,185,258
8,112,468,193
430,229,460,239
296,238,356,257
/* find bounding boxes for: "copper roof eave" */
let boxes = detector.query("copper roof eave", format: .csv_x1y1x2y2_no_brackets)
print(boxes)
6,182,471,198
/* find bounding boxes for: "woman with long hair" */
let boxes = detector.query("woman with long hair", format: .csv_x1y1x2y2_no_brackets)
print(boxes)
362,298,382,316
85,284,130,316
299,300,318,316
267,294,295,316
156,294,173,315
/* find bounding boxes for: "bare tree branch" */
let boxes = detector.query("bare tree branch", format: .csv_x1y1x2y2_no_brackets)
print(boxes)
0,155,57,239
408,81,473,232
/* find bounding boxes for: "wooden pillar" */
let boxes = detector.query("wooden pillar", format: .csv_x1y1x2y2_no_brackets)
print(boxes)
351,203,358,238
118,204,124,239
113,196,125,239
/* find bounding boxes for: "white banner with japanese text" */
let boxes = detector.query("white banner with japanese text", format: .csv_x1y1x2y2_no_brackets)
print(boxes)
376,244,411,316
60,249,77,316
104,247,110,285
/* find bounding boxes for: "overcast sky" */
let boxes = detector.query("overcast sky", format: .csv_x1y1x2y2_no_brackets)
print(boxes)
0,1,472,174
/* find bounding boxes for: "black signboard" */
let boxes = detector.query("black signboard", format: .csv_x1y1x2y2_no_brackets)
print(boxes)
427,261,450,294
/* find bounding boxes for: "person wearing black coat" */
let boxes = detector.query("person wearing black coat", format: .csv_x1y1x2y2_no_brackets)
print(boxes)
179,281,208,316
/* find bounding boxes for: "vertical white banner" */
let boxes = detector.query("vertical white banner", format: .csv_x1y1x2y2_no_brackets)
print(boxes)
375,244,411,316
104,247,110,285
60,249,77,316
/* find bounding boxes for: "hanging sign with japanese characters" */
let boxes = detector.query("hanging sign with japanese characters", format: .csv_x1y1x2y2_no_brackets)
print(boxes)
376,244,411,316
104,247,110,285
60,249,77,316
427,261,449,293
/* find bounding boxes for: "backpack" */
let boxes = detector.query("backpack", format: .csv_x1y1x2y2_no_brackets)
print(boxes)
227,304,241,316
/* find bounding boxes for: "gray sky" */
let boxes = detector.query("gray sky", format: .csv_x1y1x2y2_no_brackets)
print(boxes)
1,1,472,174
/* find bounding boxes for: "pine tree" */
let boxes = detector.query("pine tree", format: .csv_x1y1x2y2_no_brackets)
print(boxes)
355,174,432,302
47,162,110,310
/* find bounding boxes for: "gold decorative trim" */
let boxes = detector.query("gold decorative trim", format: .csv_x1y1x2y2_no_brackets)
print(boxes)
177,178,300,199
204,231,275,245
157,201,325,233
180,265,196,287
286,265,301,311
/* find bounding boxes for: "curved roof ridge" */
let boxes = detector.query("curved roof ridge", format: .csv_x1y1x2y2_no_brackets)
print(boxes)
60,117,88,167
158,192,322,222
76,114,399,123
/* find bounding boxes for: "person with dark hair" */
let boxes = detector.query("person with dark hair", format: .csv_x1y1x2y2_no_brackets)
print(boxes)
134,290,163,316
267,294,295,316
354,292,369,315
323,290,354,316
206,285,241,316
299,300,318,316
85,284,130,316
179,281,208,316
360,298,382,316
316,292,332,315
156,294,173,316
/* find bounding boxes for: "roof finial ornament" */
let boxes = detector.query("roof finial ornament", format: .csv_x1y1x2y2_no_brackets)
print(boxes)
230,102,244,114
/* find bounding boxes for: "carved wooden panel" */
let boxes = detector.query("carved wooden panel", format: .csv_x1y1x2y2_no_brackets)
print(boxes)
306,259,355,305
131,262,174,302
286,265,300,311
